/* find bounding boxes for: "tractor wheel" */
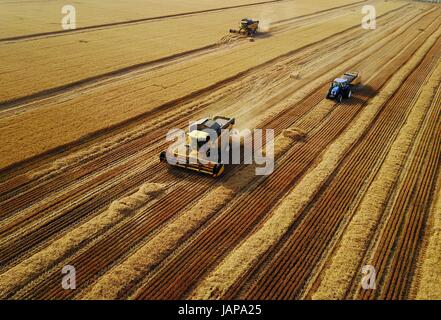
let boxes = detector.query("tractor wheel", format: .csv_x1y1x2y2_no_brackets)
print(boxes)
159,151,167,162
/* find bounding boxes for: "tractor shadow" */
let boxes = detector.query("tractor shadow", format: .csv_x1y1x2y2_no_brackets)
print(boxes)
341,84,378,105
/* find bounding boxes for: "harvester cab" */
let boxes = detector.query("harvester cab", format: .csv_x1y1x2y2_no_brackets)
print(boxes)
230,18,259,36
326,71,361,103
160,116,235,178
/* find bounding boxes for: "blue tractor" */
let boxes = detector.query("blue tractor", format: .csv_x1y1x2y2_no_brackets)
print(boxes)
326,72,360,103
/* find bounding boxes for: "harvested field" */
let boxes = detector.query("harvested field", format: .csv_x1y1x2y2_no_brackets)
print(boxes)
0,0,440,301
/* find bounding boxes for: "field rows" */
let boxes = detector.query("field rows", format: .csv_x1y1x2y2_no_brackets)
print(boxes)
0,0,440,300
0,0,402,170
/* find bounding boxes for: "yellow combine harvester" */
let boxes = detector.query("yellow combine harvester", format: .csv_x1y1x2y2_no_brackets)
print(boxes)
159,116,235,178
230,18,259,36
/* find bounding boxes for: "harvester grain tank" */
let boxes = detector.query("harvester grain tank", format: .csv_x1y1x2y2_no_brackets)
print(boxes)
230,18,259,36
326,72,361,103
159,116,235,178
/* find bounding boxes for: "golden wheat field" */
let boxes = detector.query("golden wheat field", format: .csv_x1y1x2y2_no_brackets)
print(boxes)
0,0,440,301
